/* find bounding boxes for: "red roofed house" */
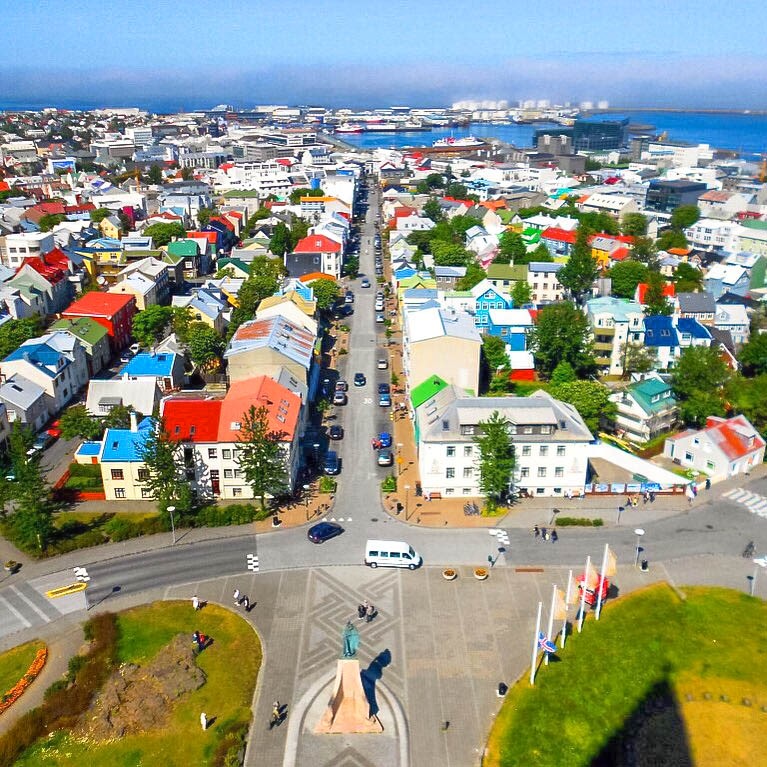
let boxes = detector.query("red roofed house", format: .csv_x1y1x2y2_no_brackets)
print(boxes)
286,233,343,279
161,375,303,499
663,415,765,483
634,281,676,306
62,291,136,352
11,253,72,314
541,227,578,256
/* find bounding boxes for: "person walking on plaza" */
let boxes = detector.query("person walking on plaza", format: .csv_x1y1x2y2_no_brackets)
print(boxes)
551,529,558,543
533,525,540,538
366,603,376,622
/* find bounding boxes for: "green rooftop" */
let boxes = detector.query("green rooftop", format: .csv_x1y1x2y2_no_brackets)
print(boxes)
51,316,108,346
740,219,767,231
167,240,200,257
486,263,527,281
749,256,767,290
628,377,677,415
411,375,449,409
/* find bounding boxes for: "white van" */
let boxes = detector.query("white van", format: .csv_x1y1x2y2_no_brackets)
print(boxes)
364,539,422,570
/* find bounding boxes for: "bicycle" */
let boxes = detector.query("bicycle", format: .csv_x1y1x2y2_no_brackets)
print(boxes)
743,541,755,559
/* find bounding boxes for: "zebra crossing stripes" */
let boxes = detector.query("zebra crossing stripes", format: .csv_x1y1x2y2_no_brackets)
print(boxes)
723,487,767,518
491,528,510,546
246,554,259,572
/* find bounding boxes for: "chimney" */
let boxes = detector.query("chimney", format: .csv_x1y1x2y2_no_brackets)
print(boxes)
129,411,138,432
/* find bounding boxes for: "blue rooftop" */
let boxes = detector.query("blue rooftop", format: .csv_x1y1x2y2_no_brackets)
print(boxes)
677,317,712,340
5,342,67,377
124,352,176,378
644,315,679,347
76,442,102,457
100,418,153,462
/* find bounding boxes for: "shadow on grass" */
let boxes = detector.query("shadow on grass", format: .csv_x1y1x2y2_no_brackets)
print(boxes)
592,677,692,767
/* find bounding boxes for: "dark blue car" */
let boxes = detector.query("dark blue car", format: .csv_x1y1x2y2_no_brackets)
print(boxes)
378,432,392,448
307,521,344,544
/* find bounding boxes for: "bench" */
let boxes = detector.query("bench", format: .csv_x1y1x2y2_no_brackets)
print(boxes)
426,492,442,500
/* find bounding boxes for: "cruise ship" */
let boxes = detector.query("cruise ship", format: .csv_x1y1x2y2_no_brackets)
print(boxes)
432,135,484,148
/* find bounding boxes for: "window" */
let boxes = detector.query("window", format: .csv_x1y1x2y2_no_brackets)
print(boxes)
539,445,548,456
522,445,531,456
520,467,529,478
224,469,233,478
463,446,472,457
111,469,124,480
138,468,150,481
463,467,473,478
208,448,217,459
114,488,126,499
523,426,533,434
557,445,566,457
555,467,564,477
685,451,693,461
446,467,455,479
232,487,242,497
706,460,715,470
463,488,472,495
446,446,456,457
222,449,232,459
234,469,241,478
445,488,455,495
141,488,152,499
537,467,547,477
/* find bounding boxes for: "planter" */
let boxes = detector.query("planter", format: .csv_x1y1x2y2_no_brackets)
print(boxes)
442,568,457,581
474,567,489,581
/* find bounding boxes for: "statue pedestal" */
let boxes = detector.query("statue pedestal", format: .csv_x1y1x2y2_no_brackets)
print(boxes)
314,659,383,734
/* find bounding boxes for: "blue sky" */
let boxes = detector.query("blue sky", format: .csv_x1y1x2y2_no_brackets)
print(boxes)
2,0,767,109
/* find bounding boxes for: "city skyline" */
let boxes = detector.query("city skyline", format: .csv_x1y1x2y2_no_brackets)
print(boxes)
1,0,767,110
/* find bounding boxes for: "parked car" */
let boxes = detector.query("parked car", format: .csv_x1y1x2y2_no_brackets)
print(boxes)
379,392,392,407
46,420,62,439
354,372,366,387
377,449,394,467
333,391,347,406
335,380,348,392
328,425,344,440
323,451,340,475
375,300,384,311
378,383,390,395
344,292,354,304
308,521,344,543
377,358,388,370
375,314,385,323
378,432,392,448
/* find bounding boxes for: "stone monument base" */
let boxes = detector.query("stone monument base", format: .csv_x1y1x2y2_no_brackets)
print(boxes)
314,659,383,734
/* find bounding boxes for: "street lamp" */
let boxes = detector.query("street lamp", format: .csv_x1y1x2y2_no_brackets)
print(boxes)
616,505,625,525
549,508,560,525
633,528,645,568
749,555,767,597
313,443,320,467
404,484,411,521
303,483,311,521
167,506,176,545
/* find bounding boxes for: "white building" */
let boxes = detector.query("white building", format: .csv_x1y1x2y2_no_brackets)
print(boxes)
2,232,55,269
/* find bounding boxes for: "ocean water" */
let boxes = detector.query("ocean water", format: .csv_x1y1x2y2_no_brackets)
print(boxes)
340,112,767,158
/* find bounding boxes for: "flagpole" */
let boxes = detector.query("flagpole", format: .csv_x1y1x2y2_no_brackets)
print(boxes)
578,555,590,633
561,569,572,649
595,543,609,621
530,601,542,685
545,584,556,666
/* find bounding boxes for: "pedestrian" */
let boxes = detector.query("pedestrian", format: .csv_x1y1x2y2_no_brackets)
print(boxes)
551,530,558,543
541,527,547,541
197,633,208,651
533,525,540,538
425,492,431,502
192,630,200,650
357,602,366,619
200,712,208,731
366,603,376,622
233,588,241,606
625,496,631,507
242,595,250,611
192,595,200,611
371,438,377,450
649,491,656,503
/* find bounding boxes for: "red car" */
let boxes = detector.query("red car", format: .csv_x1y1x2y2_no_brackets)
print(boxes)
46,420,62,440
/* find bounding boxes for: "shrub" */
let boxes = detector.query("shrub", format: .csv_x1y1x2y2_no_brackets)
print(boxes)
212,719,249,767
319,476,337,494
196,504,258,527
381,475,396,493
555,516,604,527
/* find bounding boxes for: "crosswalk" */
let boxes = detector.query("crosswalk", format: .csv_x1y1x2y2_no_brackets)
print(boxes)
722,487,767,518
246,553,259,572
491,528,510,547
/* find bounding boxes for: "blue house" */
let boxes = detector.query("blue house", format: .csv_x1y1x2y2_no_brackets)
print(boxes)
676,317,712,350
486,308,534,351
124,351,185,391
644,315,679,370
470,279,513,330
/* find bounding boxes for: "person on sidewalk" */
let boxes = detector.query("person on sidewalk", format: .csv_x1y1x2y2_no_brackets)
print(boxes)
242,595,250,611
551,530,558,543
233,588,241,606
365,603,376,622
533,525,540,538
192,595,200,611
270,701,281,729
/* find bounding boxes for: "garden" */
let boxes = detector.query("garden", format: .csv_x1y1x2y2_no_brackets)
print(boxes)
484,584,767,767
1,601,261,767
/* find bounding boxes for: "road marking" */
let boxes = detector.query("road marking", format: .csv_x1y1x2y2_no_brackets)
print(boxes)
0,595,31,628
723,488,745,500
246,554,259,573
745,497,764,508
750,500,767,511
9,585,51,623
364,397,373,404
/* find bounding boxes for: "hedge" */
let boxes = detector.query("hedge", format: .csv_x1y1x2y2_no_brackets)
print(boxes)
555,516,604,527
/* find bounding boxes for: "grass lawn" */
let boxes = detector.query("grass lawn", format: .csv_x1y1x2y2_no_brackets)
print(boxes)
15,602,261,767
484,584,767,767
0,640,45,698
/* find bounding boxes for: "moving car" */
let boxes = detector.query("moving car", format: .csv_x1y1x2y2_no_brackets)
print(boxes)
332,391,347,406
353,372,366,387
377,449,394,466
323,451,340,475
308,521,344,544
364,539,422,570
328,425,344,440
360,278,371,288
377,358,388,370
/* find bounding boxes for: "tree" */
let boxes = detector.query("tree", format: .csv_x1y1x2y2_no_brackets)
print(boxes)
530,243,553,262
147,164,163,185
6,423,56,551
197,207,218,228
344,255,359,279
550,361,577,386
425,173,444,190
528,302,595,377
445,182,469,199
621,213,648,237
644,271,673,316
632,236,658,267
738,333,767,377
549,380,616,434
131,305,173,349
138,419,192,515
0,317,42,359
621,342,657,378
187,322,223,370
432,241,470,267
496,231,526,265
670,205,700,231
656,229,688,252
473,411,516,503
726,374,767,434
59,404,103,441
312,278,339,311
609,260,649,299
236,405,288,510
269,222,292,257
511,280,532,307
142,222,186,246
422,197,443,223
90,207,112,223
38,213,66,232
482,335,509,373
456,262,486,291
556,229,598,305
289,218,309,248
180,166,194,181
103,404,134,430
671,346,732,426
673,262,704,293
289,187,324,204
